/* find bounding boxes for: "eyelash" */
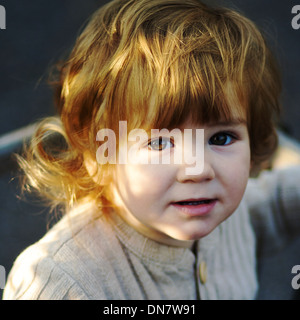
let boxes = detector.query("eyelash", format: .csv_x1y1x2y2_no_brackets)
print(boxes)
147,137,174,151
208,131,237,146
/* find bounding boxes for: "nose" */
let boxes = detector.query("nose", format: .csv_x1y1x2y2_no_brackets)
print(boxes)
176,149,215,183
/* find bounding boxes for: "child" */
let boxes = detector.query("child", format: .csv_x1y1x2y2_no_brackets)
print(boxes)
3,0,300,299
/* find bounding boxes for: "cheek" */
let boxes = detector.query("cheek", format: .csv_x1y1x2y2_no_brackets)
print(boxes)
116,164,174,200
221,147,251,203
229,168,249,197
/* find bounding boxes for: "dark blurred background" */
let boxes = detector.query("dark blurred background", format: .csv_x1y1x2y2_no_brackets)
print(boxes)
0,0,299,299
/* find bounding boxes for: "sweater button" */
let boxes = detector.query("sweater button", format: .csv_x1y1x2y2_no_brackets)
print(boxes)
199,261,207,284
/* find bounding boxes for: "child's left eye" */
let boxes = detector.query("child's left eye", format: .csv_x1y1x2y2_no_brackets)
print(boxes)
148,137,174,151
208,132,235,146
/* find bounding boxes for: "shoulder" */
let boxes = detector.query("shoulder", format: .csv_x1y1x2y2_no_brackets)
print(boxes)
244,166,300,250
3,243,89,300
244,166,300,219
245,166,300,201
3,204,118,300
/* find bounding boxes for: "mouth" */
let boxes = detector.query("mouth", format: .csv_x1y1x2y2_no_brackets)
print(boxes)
174,199,215,205
172,198,217,216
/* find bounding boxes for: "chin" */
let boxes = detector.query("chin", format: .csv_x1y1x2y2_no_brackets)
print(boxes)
169,226,215,242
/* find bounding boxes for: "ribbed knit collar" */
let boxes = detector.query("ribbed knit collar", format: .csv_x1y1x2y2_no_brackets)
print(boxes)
107,210,220,270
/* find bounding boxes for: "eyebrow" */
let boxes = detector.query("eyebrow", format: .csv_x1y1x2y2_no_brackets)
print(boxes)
207,118,247,127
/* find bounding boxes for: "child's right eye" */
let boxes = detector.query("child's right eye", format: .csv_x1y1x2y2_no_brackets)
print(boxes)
148,137,174,151
208,132,236,146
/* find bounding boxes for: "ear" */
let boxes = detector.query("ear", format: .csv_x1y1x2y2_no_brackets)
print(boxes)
83,151,111,186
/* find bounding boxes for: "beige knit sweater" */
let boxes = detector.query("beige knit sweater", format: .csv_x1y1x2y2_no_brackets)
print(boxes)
3,166,300,300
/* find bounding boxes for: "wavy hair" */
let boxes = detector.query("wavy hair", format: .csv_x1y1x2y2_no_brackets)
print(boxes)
18,0,281,213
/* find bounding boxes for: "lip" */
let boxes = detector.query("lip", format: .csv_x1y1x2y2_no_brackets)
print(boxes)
171,198,217,217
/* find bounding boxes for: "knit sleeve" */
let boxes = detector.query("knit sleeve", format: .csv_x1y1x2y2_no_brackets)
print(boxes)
245,166,300,253
2,247,90,300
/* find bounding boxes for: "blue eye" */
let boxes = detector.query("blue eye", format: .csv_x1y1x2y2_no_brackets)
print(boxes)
209,132,235,146
148,137,174,151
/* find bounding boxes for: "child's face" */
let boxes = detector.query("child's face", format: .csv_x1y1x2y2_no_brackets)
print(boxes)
111,118,251,247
